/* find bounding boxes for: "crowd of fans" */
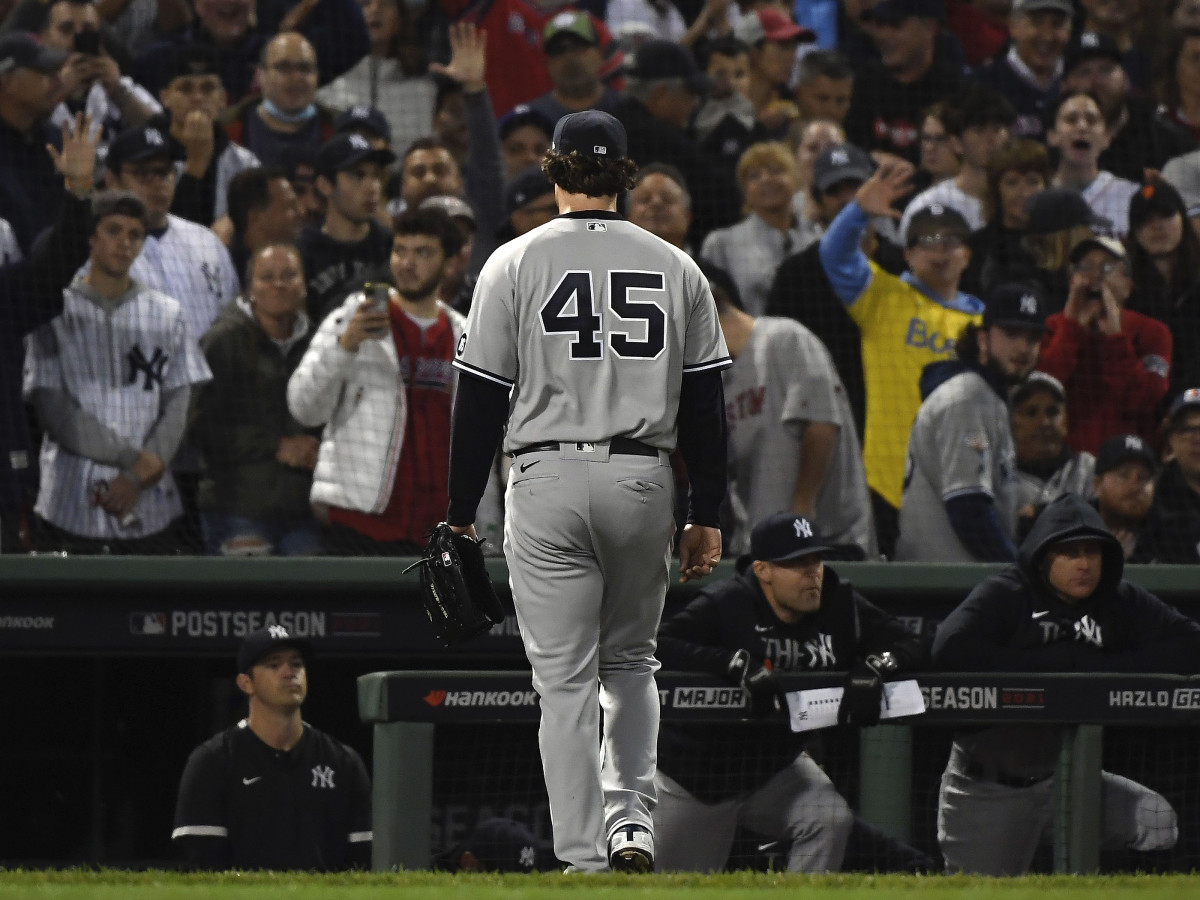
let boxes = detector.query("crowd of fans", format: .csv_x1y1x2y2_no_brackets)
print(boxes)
2,0,1200,563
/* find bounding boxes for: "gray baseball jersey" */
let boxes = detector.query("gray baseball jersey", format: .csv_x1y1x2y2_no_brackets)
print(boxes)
895,370,1018,562
455,216,730,451
109,213,240,344
454,211,729,872
722,317,876,558
23,280,211,538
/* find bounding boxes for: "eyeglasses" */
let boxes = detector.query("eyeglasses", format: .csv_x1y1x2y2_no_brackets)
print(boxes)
911,233,965,250
266,61,317,76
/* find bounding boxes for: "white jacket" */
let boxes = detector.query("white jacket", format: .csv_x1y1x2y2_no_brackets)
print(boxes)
287,292,465,513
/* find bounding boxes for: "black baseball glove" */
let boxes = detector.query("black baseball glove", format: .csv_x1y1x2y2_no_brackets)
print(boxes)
727,649,786,718
837,651,900,726
403,523,505,646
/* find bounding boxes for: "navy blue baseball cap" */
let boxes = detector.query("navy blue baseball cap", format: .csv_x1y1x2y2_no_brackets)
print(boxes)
238,626,314,673
623,39,710,95
905,203,971,247
812,143,875,194
1168,387,1200,426
982,282,1047,331
316,132,397,178
0,31,68,75
750,513,831,562
334,105,392,142
445,817,540,872
498,104,554,141
1095,434,1156,476
106,125,186,170
551,110,628,160
505,166,554,215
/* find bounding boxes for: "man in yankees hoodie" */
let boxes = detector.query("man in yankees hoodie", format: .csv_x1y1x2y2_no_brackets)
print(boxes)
652,511,929,873
932,492,1200,874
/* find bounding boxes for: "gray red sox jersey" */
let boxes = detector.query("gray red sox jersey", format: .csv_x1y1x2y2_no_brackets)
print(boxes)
22,280,212,538
722,317,876,558
79,213,240,343
895,369,1019,562
454,216,730,449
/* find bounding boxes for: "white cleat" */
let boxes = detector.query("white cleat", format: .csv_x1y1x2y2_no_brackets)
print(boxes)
608,824,654,872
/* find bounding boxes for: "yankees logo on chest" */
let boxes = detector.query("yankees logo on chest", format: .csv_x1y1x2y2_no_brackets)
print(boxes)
127,346,168,389
311,765,336,789
1039,614,1104,648
765,632,837,670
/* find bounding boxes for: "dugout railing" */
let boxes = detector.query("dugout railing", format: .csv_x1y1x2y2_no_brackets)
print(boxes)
358,669,1200,875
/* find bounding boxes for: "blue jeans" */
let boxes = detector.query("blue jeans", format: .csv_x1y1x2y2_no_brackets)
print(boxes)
200,511,323,556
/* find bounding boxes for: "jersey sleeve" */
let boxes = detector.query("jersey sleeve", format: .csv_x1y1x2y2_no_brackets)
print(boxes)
934,387,999,502
453,250,519,387
781,327,841,426
22,321,65,397
172,741,232,869
163,304,213,391
682,263,732,374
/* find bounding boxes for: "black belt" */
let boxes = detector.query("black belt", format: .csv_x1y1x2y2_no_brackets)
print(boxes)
965,761,1052,789
512,437,659,458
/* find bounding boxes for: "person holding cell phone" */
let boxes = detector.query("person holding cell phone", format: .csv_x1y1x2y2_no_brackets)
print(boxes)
287,206,467,556
1037,235,1172,454
31,0,160,145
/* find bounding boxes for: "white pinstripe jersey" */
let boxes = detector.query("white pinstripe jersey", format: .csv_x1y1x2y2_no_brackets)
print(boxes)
454,214,731,452
126,214,239,343
23,280,212,538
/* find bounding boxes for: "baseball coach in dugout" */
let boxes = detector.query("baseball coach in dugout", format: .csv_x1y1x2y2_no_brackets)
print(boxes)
446,109,731,872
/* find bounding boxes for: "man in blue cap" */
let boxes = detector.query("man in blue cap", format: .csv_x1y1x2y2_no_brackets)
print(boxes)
448,109,731,872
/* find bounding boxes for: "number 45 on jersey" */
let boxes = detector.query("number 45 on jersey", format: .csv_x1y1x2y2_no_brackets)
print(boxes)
541,271,667,360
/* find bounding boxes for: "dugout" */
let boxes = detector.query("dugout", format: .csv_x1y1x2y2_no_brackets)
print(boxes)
1,558,1198,869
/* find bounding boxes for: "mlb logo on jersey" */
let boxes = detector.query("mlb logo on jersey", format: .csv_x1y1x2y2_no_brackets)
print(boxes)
587,222,606,232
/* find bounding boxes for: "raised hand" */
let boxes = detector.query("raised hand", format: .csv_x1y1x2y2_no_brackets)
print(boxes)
429,22,487,93
854,156,914,219
47,112,99,195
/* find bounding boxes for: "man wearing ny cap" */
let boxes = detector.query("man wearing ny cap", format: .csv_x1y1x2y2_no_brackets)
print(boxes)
653,511,926,872
494,165,556,246
974,0,1072,141
897,281,1045,562
0,30,70,255
157,44,260,226
1091,433,1156,562
844,0,961,164
1140,389,1200,564
527,11,622,127
1038,234,1171,453
819,155,983,557
448,109,730,871
1060,31,1196,184
172,625,372,870
615,38,741,244
497,104,553,182
104,123,241,344
932,492,1197,874
434,816,547,872
294,131,395,319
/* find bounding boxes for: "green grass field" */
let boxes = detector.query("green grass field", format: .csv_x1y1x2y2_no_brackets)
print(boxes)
2,871,1199,900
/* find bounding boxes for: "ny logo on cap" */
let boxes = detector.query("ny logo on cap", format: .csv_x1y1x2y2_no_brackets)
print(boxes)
349,133,370,150
268,625,289,639
1185,388,1200,404
144,128,164,146
351,105,370,118
593,145,607,155
793,517,813,538
1020,293,1038,315
1125,435,1144,451
1082,32,1100,48
929,203,945,215
829,149,849,166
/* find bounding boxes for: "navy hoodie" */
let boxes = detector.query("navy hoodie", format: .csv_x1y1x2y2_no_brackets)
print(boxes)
932,493,1200,675
656,556,927,801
